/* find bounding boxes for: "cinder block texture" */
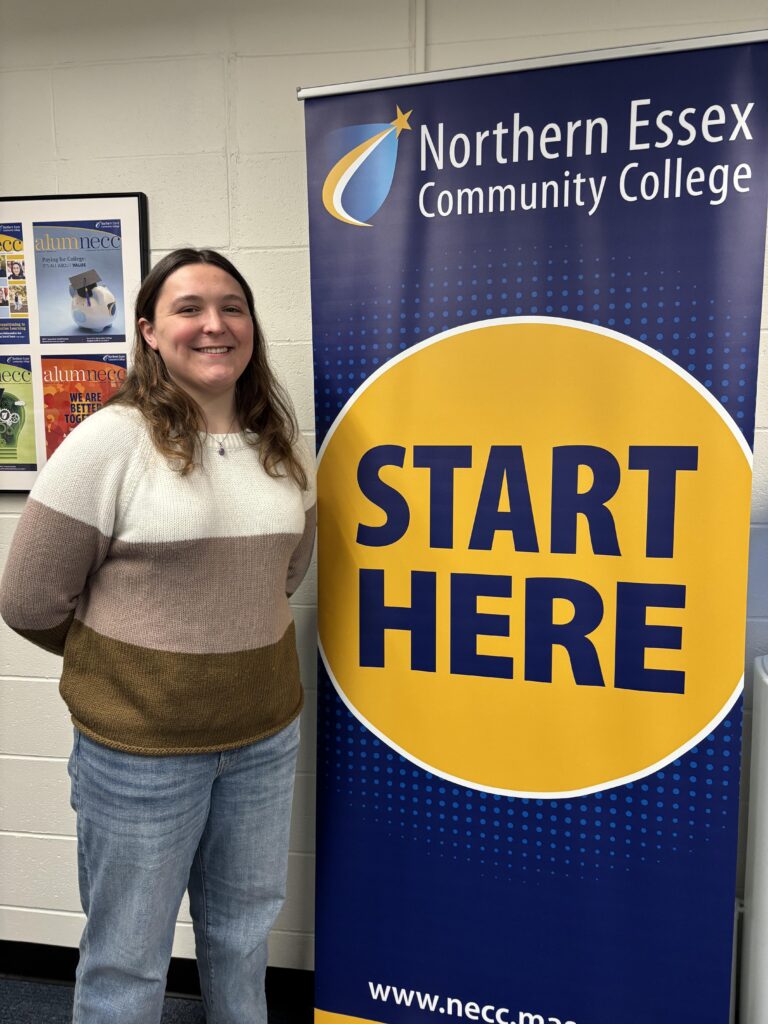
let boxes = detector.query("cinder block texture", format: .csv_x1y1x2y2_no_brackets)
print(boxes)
269,343,315,431
0,70,55,162
229,0,412,55
752,429,768,523
237,248,313,340
234,49,412,154
0,160,58,197
426,0,768,66
231,153,309,248
58,155,231,251
53,60,227,159
0,0,231,68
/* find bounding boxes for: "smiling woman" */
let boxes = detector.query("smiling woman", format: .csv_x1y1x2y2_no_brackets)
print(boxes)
138,263,255,417
0,249,316,1024
111,248,308,481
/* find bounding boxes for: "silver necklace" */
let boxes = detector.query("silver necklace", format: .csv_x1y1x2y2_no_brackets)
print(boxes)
209,413,239,456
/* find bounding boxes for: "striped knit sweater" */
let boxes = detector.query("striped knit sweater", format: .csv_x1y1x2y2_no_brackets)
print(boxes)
0,404,316,755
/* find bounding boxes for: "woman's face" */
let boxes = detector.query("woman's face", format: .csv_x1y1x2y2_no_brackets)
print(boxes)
139,263,254,407
10,262,21,276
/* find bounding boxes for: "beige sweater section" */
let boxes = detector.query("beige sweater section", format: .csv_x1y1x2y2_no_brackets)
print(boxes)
0,404,316,754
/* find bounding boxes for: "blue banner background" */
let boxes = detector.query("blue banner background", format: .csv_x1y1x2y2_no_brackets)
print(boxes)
306,43,768,1024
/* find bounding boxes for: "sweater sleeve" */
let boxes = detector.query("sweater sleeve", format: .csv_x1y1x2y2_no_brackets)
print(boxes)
0,406,142,655
286,433,317,597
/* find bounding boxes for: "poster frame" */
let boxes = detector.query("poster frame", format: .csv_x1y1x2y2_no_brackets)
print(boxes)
0,191,149,491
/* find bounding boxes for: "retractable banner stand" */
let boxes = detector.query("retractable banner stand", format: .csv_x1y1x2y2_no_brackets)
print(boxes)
303,40,768,1024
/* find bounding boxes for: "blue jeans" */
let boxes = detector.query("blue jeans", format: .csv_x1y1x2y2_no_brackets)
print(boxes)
67,717,300,1024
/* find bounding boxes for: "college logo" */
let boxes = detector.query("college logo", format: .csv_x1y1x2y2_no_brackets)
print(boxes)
322,106,412,227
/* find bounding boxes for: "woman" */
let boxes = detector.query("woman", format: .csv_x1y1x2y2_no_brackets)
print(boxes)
8,259,24,279
0,249,316,1024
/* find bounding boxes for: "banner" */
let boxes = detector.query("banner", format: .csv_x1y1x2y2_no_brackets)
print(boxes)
304,41,768,1024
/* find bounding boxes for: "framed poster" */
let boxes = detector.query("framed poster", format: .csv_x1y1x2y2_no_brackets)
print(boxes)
0,192,148,490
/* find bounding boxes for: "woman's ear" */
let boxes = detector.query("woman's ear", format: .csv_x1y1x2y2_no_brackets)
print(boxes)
138,318,158,351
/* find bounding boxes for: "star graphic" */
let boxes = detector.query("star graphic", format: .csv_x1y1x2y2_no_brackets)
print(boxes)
390,105,413,137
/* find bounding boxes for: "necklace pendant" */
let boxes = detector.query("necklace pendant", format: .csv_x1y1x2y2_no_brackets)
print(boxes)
218,445,225,456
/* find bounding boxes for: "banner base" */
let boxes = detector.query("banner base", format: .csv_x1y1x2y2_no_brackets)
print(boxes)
316,1010,385,1024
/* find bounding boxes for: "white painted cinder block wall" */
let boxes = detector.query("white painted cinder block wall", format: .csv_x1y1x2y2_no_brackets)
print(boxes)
1,0,767,971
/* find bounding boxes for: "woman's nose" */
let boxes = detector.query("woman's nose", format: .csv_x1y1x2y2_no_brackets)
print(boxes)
202,308,225,333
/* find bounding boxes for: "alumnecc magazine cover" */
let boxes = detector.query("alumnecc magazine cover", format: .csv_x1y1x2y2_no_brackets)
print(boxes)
0,223,30,344
0,354,36,469
33,220,126,343
41,353,127,457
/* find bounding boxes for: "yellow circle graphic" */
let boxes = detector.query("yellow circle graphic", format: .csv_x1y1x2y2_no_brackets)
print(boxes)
318,319,750,796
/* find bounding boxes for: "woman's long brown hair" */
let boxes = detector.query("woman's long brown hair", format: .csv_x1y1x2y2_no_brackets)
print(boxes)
107,248,307,487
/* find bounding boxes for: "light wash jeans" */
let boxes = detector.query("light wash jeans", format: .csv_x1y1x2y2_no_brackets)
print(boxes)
67,717,300,1024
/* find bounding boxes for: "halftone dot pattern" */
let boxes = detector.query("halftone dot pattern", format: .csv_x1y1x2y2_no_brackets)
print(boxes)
314,239,751,881
318,669,740,883
314,242,757,447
